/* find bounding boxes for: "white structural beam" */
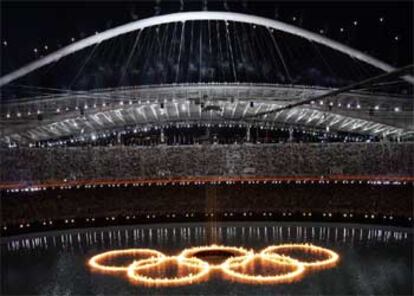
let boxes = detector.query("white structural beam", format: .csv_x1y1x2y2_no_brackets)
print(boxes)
1,11,414,87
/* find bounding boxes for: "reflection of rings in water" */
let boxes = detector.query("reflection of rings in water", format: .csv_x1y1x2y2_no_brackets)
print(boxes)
178,245,252,269
261,244,340,269
221,253,305,284
88,248,165,273
127,256,210,287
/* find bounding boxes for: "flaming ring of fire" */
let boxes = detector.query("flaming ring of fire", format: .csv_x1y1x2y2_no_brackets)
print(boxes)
127,256,211,287
88,244,340,286
261,243,340,269
178,244,252,269
88,248,165,272
221,253,306,284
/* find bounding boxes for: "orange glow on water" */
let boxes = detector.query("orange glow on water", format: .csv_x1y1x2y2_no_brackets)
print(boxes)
88,243,340,286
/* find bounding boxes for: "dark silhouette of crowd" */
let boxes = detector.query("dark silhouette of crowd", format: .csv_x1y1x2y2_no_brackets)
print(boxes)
2,183,412,227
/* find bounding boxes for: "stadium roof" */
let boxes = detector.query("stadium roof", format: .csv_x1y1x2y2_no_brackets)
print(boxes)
1,11,413,144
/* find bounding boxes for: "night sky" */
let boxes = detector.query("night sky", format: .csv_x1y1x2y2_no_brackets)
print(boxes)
1,0,413,91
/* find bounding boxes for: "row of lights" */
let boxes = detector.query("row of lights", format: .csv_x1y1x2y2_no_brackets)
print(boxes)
3,103,105,119
5,212,412,232
3,99,403,120
4,179,410,194
3,98,156,119
3,99,150,119
16,122,372,149
311,100,402,112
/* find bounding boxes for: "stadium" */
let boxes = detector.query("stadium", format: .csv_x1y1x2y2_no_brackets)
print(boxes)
1,1,413,295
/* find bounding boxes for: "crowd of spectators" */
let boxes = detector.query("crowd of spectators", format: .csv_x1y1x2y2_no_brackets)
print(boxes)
1,142,412,183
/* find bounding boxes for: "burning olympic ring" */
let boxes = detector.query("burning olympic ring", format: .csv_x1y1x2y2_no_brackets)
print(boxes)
88,248,165,272
88,244,340,287
178,245,252,269
221,253,306,284
261,244,340,269
127,256,211,286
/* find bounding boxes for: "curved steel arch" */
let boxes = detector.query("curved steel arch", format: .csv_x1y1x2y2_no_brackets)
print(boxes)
1,11,413,87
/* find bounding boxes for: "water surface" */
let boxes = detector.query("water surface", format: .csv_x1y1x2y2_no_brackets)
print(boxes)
1,222,412,295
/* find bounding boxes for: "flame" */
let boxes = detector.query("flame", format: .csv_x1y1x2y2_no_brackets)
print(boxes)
261,243,340,270
88,244,340,286
221,253,305,284
178,244,252,269
88,248,165,273
127,256,210,287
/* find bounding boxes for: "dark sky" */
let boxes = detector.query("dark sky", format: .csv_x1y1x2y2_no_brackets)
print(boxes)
1,0,413,90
